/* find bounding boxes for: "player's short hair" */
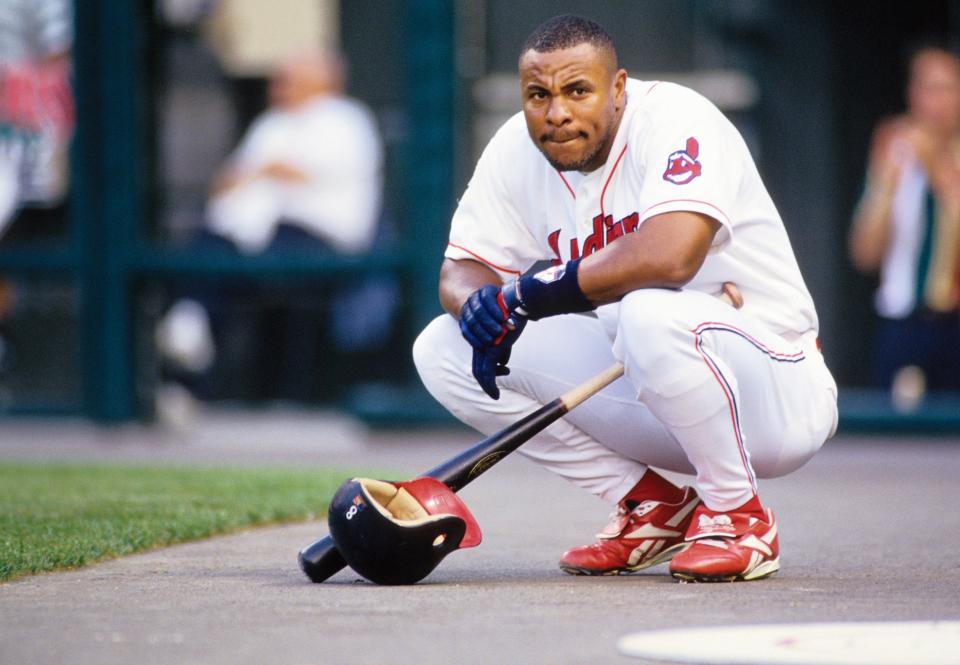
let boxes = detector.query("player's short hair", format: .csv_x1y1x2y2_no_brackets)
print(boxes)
519,14,617,66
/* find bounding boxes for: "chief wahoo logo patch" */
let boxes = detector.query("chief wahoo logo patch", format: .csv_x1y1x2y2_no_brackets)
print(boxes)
662,137,702,185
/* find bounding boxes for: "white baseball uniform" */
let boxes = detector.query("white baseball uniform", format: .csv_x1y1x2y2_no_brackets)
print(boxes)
413,79,838,511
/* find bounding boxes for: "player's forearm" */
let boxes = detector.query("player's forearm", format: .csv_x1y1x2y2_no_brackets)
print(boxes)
578,212,718,305
498,212,718,321
579,236,699,305
439,258,503,317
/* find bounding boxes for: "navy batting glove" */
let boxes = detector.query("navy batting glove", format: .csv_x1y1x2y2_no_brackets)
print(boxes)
471,317,526,400
459,285,511,350
501,258,593,321
459,283,528,399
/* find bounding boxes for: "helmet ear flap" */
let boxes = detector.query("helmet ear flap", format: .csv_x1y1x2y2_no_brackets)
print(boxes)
418,515,468,557
327,477,482,585
396,477,482,549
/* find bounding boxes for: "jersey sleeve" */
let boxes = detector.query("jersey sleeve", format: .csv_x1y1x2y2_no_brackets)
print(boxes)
445,118,547,280
633,87,741,251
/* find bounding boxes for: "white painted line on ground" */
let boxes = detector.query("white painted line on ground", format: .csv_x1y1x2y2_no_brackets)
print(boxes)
617,621,960,664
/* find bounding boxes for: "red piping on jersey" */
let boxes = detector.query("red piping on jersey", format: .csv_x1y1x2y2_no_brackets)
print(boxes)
645,81,662,95
639,198,732,226
692,327,757,493
692,322,807,363
599,144,629,218
696,338,758,494
556,171,576,200
446,242,522,276
691,321,810,494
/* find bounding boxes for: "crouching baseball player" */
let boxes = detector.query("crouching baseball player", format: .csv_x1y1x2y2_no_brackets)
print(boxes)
413,15,838,582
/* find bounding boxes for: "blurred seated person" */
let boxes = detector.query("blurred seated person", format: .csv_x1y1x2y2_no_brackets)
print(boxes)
158,48,389,402
205,48,382,255
849,44,960,396
0,0,74,375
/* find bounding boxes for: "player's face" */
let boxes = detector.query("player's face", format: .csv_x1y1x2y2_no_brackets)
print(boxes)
519,43,627,172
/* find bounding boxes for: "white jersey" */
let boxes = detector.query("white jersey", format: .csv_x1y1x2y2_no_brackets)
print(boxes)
446,79,818,341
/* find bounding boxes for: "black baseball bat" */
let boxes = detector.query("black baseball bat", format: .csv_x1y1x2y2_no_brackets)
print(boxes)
298,362,625,582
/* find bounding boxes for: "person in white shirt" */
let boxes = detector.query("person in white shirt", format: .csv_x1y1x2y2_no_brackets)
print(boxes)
413,15,837,583
206,48,382,255
158,49,386,401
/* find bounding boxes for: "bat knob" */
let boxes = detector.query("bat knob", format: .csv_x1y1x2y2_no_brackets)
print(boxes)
298,535,348,583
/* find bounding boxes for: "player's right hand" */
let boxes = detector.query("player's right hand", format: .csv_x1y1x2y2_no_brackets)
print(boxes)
472,345,510,400
460,285,527,399
459,284,516,349
471,318,526,399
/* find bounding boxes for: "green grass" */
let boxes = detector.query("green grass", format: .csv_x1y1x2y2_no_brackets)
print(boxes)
0,462,352,583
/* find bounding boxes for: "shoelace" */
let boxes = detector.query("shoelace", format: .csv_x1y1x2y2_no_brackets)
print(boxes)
601,504,629,529
599,501,661,538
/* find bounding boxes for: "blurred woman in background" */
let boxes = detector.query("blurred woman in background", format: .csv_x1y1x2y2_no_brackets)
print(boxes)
850,45,960,398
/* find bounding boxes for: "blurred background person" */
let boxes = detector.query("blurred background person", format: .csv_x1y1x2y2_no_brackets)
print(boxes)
849,44,960,401
0,0,73,239
0,0,74,377
205,48,381,257
157,47,389,404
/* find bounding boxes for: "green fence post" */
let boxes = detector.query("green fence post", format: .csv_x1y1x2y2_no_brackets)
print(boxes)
73,0,145,422
402,0,455,333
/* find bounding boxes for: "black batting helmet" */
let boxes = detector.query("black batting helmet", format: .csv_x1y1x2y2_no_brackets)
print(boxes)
327,477,482,585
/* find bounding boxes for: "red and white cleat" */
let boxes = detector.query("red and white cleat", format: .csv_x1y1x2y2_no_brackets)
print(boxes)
669,504,780,582
559,487,701,575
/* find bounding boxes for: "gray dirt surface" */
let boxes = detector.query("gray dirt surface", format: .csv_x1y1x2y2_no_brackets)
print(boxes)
1,409,958,664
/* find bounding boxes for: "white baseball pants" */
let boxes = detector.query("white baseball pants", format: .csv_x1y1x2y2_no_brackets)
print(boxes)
413,288,838,511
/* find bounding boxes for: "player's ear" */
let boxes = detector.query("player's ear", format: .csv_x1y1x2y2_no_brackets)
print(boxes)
613,69,628,109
